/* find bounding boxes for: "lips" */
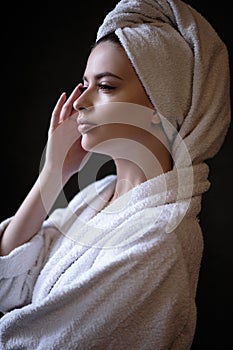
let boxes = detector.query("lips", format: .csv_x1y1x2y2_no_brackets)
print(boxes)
78,123,96,133
77,116,96,134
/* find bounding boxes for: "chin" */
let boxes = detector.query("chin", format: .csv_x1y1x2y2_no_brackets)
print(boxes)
81,134,105,154
80,135,93,152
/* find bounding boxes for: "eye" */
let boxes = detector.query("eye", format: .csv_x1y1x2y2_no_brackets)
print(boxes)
97,84,116,92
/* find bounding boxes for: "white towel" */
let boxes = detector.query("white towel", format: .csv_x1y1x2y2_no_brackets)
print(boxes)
97,0,231,167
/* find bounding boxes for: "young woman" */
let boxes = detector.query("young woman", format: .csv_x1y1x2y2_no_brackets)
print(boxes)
0,0,230,349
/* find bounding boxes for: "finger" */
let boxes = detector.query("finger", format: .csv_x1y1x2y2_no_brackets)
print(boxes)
77,83,84,92
60,85,82,122
50,92,67,131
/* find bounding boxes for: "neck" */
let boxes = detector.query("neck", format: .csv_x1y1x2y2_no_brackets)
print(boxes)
98,126,173,204
110,153,171,203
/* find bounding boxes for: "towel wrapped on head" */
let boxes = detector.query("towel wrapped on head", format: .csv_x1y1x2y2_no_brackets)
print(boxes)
97,0,231,167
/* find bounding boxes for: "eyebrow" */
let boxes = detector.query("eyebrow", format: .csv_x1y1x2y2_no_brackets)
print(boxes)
83,72,123,82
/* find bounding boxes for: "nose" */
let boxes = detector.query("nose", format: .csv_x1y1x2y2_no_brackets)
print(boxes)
73,85,92,111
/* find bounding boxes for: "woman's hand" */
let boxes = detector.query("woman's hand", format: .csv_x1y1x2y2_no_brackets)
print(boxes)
44,84,89,183
1,85,90,255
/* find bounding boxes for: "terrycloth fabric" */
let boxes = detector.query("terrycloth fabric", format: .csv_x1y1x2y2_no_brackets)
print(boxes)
97,0,231,167
0,164,210,349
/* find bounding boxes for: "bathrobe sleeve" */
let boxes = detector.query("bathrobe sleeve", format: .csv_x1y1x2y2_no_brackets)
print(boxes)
0,212,62,313
0,176,114,314
0,223,196,350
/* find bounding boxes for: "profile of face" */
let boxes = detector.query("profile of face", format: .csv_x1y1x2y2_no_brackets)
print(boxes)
73,40,168,163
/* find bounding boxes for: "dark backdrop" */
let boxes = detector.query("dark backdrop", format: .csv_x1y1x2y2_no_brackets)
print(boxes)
1,1,232,349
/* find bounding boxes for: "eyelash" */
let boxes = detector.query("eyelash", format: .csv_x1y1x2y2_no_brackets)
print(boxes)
97,84,115,91
80,84,115,94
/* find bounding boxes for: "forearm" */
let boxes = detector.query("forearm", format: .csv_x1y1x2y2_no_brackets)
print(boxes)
0,167,68,256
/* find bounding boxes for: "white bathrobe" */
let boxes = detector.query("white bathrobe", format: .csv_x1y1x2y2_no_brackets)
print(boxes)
0,164,210,349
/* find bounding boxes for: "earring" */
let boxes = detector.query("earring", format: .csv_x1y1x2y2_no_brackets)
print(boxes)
151,110,161,125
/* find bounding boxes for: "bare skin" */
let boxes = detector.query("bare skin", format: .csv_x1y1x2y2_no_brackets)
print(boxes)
0,41,171,256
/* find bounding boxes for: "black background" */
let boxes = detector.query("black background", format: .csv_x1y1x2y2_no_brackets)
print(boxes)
1,1,232,348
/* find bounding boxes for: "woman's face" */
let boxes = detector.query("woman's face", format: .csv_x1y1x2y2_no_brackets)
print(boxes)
74,41,156,154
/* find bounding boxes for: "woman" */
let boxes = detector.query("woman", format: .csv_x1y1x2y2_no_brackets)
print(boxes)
0,0,231,349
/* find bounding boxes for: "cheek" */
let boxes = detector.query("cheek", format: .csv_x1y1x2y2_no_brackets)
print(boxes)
88,103,153,131
127,88,153,109
80,123,154,156
80,103,156,154
80,126,125,156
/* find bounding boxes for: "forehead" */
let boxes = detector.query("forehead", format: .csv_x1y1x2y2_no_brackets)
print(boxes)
84,41,135,78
